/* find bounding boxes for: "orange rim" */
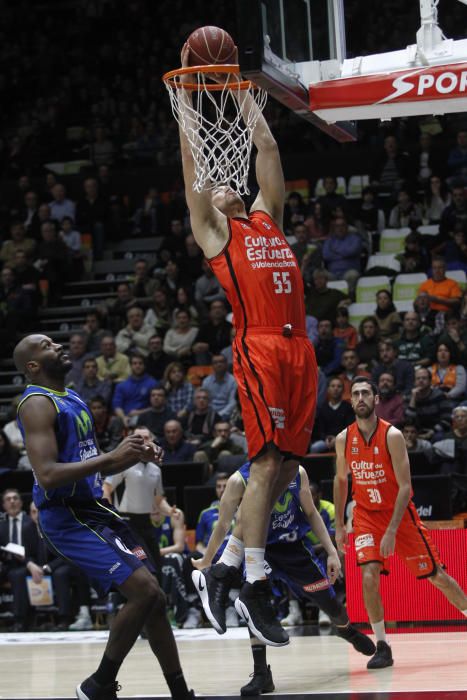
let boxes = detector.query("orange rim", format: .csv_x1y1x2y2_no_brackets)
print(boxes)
162,64,255,91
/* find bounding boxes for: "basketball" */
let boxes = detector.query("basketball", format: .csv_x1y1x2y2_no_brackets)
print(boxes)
187,26,236,66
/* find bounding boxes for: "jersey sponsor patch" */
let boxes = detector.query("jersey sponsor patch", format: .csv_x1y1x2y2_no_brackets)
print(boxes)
303,578,330,593
132,546,147,560
355,533,375,551
269,406,285,429
109,562,121,574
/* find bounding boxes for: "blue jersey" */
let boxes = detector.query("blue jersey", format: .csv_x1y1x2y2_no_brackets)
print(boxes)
152,515,173,549
195,501,220,547
17,385,102,508
237,463,311,545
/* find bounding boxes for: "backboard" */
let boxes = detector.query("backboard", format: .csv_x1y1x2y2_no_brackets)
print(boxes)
235,0,357,142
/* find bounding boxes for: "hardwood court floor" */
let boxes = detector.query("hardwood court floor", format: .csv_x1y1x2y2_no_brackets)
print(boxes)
0,628,466,699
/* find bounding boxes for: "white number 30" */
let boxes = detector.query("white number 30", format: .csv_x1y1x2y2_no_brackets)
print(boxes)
273,271,292,294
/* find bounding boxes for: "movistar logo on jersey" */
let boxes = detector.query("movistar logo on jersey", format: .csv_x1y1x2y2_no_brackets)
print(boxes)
273,491,293,513
75,409,93,440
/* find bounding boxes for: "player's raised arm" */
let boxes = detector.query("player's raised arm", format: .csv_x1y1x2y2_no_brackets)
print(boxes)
191,472,245,570
333,429,350,553
379,427,412,558
298,467,341,583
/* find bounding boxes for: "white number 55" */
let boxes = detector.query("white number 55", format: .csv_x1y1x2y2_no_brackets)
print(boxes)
273,271,291,294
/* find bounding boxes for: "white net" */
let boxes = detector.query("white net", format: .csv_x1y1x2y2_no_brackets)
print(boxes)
164,68,267,195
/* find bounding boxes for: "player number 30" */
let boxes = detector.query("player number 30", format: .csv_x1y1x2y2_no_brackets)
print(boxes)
272,271,292,294
367,488,382,504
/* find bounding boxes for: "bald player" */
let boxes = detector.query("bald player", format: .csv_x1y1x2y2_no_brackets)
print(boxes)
13,335,194,700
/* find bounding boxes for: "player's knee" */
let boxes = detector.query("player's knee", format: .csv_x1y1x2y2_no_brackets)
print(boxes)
429,567,449,590
139,576,164,609
361,565,379,590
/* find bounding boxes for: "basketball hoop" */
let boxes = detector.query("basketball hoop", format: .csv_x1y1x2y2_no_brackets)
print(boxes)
163,64,267,195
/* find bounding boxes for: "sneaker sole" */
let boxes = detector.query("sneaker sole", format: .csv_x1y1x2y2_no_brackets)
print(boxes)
234,598,289,647
241,680,275,696
191,570,226,635
367,658,394,669
75,684,91,700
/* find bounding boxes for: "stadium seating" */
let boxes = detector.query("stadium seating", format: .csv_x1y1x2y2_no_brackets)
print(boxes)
379,228,411,254
348,302,376,328
393,273,428,301
356,275,391,303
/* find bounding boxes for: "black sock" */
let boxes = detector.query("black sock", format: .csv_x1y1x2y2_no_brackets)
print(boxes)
91,654,122,686
164,670,190,700
252,644,267,673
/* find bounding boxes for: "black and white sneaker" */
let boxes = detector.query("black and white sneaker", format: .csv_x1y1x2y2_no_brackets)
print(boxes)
367,641,394,669
235,581,289,647
336,624,376,656
240,665,275,696
76,676,120,700
192,563,237,634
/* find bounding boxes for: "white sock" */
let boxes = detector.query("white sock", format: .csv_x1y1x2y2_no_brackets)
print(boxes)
79,605,90,617
218,535,244,569
245,547,266,583
370,619,387,644
462,609,467,618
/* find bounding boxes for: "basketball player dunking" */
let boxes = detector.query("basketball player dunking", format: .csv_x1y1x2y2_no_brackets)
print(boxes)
334,376,467,669
177,43,318,645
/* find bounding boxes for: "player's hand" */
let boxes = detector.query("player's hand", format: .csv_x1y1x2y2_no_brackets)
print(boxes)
111,435,151,470
380,529,396,558
335,526,348,553
170,506,182,519
191,556,211,571
326,551,341,585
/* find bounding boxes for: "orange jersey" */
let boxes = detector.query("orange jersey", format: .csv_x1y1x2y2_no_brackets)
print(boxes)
345,418,412,511
208,210,306,332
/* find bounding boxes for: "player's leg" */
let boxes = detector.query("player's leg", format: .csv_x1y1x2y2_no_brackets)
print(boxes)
428,566,467,615
360,562,393,669
240,630,275,697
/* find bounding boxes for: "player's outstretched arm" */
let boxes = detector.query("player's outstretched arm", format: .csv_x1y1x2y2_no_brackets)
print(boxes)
191,472,245,570
298,467,341,584
334,430,350,553
380,427,412,558
20,396,156,490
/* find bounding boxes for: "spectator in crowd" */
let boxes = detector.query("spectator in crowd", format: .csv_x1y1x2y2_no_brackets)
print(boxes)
90,126,115,167
413,291,439,330
423,175,451,224
145,334,171,380
355,187,385,241
34,219,70,302
89,396,124,453
49,183,76,223
412,133,443,188
444,223,467,273
107,282,136,334
418,257,462,313
137,387,176,441
396,310,435,366
0,489,35,631
182,388,222,446
22,191,41,238
192,300,232,365
283,190,307,234
75,177,108,260
112,353,158,427
433,406,467,478
437,312,467,364
172,287,199,326
402,422,434,459
310,377,354,453
374,372,405,427
131,259,159,301
396,231,430,274
96,334,131,383
12,249,41,292
305,269,349,323
81,310,107,355
163,362,194,419
179,234,204,288
290,222,312,267
304,201,327,242
356,316,381,370
373,289,402,340
194,259,226,314
163,310,198,362
405,366,453,440
144,288,172,337
447,129,467,184
322,216,363,295
116,305,154,357
370,134,411,194
388,189,422,229
0,266,37,334
196,421,246,473
440,185,467,237
195,473,230,554
161,420,196,464
0,430,20,470
316,176,347,227
314,319,345,376
429,342,467,400
201,355,237,421
0,221,36,266
74,357,112,407
131,187,166,237
337,349,370,401
372,339,415,396
333,307,357,349
59,216,84,280
159,219,187,261
65,332,91,387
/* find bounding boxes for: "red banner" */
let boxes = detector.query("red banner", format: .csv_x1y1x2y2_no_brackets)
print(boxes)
346,529,467,623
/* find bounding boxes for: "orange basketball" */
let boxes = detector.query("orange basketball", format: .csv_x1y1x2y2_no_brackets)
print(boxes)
187,26,236,66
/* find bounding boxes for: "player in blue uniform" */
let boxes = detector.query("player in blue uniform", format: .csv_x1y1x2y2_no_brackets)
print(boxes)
195,473,230,554
192,463,375,696
13,334,194,700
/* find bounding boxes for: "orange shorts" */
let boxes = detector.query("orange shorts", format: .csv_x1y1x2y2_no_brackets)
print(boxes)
353,502,443,578
233,329,318,461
